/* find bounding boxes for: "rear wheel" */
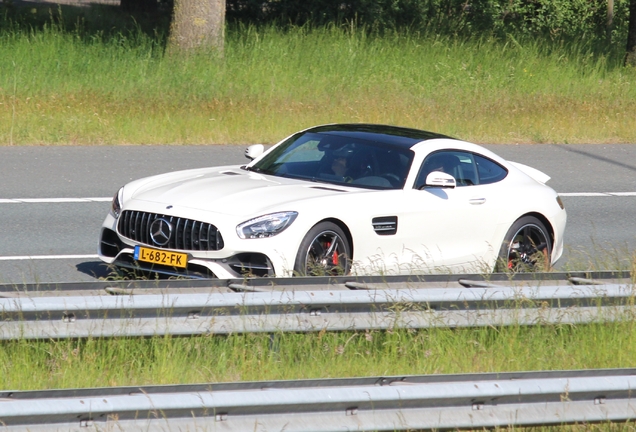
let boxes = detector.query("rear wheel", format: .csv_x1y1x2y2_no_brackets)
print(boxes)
496,216,552,272
294,222,351,276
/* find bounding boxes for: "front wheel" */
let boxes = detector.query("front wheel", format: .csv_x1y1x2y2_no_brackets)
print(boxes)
294,222,351,276
495,216,552,272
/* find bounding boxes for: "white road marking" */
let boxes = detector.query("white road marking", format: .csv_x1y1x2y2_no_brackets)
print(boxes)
1,194,635,203
0,193,632,262
0,255,99,261
0,198,111,203
559,192,636,197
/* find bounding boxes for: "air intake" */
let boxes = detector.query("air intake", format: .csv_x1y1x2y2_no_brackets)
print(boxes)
372,216,398,235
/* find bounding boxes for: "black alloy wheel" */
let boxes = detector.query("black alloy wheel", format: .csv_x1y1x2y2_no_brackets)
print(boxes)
294,222,351,276
496,216,552,272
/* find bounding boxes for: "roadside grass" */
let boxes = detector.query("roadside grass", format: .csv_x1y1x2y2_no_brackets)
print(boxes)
1,21,636,144
2,320,636,390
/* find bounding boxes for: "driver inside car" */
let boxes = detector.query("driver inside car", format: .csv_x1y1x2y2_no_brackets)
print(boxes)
331,156,348,177
318,143,356,182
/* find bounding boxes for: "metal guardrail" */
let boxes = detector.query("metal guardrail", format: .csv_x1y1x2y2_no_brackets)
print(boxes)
1,368,635,431
0,270,630,294
1,280,634,339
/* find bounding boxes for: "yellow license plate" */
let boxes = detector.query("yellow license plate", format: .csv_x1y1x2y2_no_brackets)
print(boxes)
134,246,188,268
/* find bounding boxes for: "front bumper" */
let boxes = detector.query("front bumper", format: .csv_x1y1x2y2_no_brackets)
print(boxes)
100,227,283,279
98,210,299,280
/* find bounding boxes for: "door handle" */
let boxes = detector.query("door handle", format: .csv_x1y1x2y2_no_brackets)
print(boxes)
469,198,486,205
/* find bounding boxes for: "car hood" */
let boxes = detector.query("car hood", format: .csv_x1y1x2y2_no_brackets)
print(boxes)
125,166,353,217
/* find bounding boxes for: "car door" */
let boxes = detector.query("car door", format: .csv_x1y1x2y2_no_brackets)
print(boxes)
396,150,508,271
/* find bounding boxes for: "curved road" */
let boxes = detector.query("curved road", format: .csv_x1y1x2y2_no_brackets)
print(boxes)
0,144,635,284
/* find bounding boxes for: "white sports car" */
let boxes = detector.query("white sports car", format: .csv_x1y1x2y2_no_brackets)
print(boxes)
98,124,566,279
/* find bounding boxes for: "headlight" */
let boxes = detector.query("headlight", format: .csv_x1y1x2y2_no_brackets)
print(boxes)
110,188,123,218
236,212,298,239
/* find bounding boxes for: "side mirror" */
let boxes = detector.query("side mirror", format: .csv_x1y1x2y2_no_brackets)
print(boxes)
245,144,265,161
424,171,456,188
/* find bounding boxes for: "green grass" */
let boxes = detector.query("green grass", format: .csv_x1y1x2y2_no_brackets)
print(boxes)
1,20,635,145
2,321,636,390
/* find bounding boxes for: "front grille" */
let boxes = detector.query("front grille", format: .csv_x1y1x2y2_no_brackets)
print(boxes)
118,210,224,251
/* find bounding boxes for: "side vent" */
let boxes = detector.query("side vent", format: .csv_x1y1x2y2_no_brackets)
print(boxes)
372,216,398,236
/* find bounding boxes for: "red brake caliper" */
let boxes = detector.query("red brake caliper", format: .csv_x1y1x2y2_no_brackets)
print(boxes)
326,241,338,266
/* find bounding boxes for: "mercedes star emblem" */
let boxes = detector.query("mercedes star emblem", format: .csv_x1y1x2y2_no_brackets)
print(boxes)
150,218,172,246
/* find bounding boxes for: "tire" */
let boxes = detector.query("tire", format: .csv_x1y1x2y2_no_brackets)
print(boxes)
495,216,552,273
294,222,351,276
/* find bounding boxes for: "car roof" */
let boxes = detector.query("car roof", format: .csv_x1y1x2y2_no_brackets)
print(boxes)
305,124,453,148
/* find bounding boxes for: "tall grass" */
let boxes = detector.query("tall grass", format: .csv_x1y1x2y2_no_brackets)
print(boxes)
2,321,636,390
1,21,635,145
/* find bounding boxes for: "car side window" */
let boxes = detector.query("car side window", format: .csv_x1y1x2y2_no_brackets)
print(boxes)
415,150,478,188
474,154,508,184
415,151,509,188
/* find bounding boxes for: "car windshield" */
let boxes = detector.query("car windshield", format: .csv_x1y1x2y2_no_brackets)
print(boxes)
250,132,414,190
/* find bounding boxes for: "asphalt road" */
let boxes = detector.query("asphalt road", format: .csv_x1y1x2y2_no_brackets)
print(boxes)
0,143,635,284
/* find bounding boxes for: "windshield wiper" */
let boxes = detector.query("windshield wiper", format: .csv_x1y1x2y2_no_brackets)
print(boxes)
243,165,262,173
244,165,278,175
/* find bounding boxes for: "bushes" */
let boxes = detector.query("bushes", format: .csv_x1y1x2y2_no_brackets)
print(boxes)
227,0,630,43
1,0,629,45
